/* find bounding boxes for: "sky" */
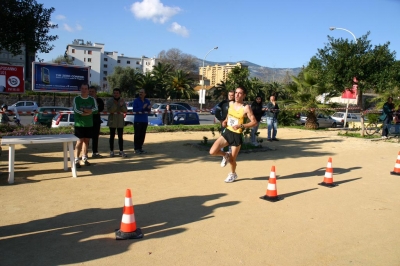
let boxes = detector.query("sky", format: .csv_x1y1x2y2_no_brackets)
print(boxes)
37,0,400,69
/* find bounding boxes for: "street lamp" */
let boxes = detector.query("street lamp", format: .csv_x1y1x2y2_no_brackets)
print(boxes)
329,27,357,128
200,46,218,111
329,27,357,43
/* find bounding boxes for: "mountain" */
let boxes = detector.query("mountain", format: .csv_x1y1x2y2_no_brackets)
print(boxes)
198,59,302,83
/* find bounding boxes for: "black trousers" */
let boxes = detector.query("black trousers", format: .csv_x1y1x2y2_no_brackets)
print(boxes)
91,122,101,154
109,127,124,151
134,122,148,150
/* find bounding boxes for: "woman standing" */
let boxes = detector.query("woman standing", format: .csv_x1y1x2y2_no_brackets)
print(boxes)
250,96,265,146
107,88,128,157
162,104,173,125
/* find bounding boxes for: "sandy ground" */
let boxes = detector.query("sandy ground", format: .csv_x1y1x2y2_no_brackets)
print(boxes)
1,128,400,266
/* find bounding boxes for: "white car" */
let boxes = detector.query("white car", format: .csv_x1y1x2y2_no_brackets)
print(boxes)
51,112,108,128
331,112,361,126
10,101,38,113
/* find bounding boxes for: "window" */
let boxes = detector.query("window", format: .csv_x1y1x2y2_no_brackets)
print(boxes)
103,71,107,75
26,102,34,106
117,60,120,63
103,77,107,81
127,61,130,64
136,61,140,65
88,58,92,62
71,49,75,53
103,64,107,68
84,58,86,62
104,58,108,61
88,50,92,55
72,57,75,61
84,50,86,54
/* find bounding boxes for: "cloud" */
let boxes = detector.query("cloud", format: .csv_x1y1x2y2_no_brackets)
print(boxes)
56,15,66,20
131,0,181,24
76,24,83,31
168,22,189,37
63,23,73,32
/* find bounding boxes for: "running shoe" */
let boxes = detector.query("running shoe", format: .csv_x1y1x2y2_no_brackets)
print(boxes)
92,153,103,158
110,151,114,157
119,151,128,158
83,159,91,166
224,173,238,183
75,160,81,168
220,152,230,167
139,149,146,154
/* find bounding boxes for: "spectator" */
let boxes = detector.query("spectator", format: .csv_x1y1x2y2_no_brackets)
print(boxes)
107,88,128,157
265,95,280,141
133,89,151,154
250,96,265,146
73,83,98,168
162,104,173,125
381,96,395,138
394,105,400,134
0,104,11,125
88,86,105,158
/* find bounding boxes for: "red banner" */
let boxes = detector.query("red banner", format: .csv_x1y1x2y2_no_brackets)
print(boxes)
0,64,25,94
342,85,357,99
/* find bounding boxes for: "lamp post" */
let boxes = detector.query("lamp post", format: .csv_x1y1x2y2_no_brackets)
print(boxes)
329,27,357,128
200,46,218,111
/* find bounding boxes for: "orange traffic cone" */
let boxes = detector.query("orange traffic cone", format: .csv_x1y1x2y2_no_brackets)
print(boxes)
260,166,283,202
115,189,144,240
390,152,400,175
318,157,337,187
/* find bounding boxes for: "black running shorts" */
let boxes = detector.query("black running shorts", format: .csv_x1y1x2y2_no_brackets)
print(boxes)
222,128,243,146
74,126,93,139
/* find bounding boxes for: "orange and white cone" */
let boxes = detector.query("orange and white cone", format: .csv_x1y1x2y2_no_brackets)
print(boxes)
115,189,144,240
260,166,282,201
390,152,400,175
318,157,337,187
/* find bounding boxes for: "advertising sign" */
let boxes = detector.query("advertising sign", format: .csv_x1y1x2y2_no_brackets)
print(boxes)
341,87,357,99
0,64,25,94
32,62,90,93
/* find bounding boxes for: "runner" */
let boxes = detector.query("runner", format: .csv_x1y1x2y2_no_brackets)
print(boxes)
209,86,257,183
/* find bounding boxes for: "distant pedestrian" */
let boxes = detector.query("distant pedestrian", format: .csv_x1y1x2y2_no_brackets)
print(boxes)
250,96,266,146
133,89,151,154
73,83,98,168
107,88,128,157
162,104,173,125
0,104,11,125
89,86,105,158
265,95,280,141
381,96,395,138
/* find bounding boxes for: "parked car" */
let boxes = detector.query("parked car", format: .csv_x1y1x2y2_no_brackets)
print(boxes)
32,106,71,127
172,102,198,112
124,114,134,126
296,113,338,128
10,101,38,113
331,112,361,126
51,113,108,128
148,111,200,126
151,103,189,116
126,101,133,112
210,104,219,115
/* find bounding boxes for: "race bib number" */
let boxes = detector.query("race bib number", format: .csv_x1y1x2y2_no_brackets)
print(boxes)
228,116,239,127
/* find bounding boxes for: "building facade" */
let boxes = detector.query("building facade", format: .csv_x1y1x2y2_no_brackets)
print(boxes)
65,39,158,91
0,47,35,84
198,62,248,88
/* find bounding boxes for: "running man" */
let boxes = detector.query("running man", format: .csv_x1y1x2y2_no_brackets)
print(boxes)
209,86,257,183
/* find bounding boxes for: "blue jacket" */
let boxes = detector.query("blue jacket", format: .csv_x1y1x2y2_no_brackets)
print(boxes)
133,97,151,123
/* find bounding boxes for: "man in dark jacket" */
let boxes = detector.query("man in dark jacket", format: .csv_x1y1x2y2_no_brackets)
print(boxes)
381,96,395,138
265,95,280,141
89,86,105,158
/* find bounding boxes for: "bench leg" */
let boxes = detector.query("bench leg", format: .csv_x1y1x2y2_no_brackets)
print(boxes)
63,142,68,171
8,144,15,184
68,141,77,178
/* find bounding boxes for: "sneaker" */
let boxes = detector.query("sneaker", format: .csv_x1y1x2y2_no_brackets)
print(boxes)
267,139,272,142
83,158,90,166
381,136,388,139
110,151,114,157
272,138,279,141
220,152,230,167
139,149,146,154
224,173,238,183
92,153,103,158
75,161,81,168
119,151,127,158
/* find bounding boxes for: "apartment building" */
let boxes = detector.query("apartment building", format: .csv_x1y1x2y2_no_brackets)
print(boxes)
198,62,249,88
65,39,158,91
0,47,35,83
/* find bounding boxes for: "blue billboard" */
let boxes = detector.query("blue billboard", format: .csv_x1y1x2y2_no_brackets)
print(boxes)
32,62,90,93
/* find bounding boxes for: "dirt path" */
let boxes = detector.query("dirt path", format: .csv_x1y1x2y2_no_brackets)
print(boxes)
1,128,400,265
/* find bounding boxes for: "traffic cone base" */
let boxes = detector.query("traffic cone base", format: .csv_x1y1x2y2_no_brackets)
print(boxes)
318,181,337,187
391,152,400,175
390,171,400,176
260,195,283,202
115,228,143,240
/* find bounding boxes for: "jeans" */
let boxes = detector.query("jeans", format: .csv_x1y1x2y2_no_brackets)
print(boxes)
381,117,392,137
267,117,278,139
251,122,260,143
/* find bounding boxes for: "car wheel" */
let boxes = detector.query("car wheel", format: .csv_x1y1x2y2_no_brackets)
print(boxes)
332,122,337,128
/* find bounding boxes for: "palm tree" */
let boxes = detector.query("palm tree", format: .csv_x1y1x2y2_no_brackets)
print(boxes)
286,71,325,129
168,70,195,99
151,62,173,99
137,72,156,97
213,80,229,100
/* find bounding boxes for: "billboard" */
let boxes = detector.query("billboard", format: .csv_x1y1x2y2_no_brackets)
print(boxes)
32,62,90,93
0,64,25,94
